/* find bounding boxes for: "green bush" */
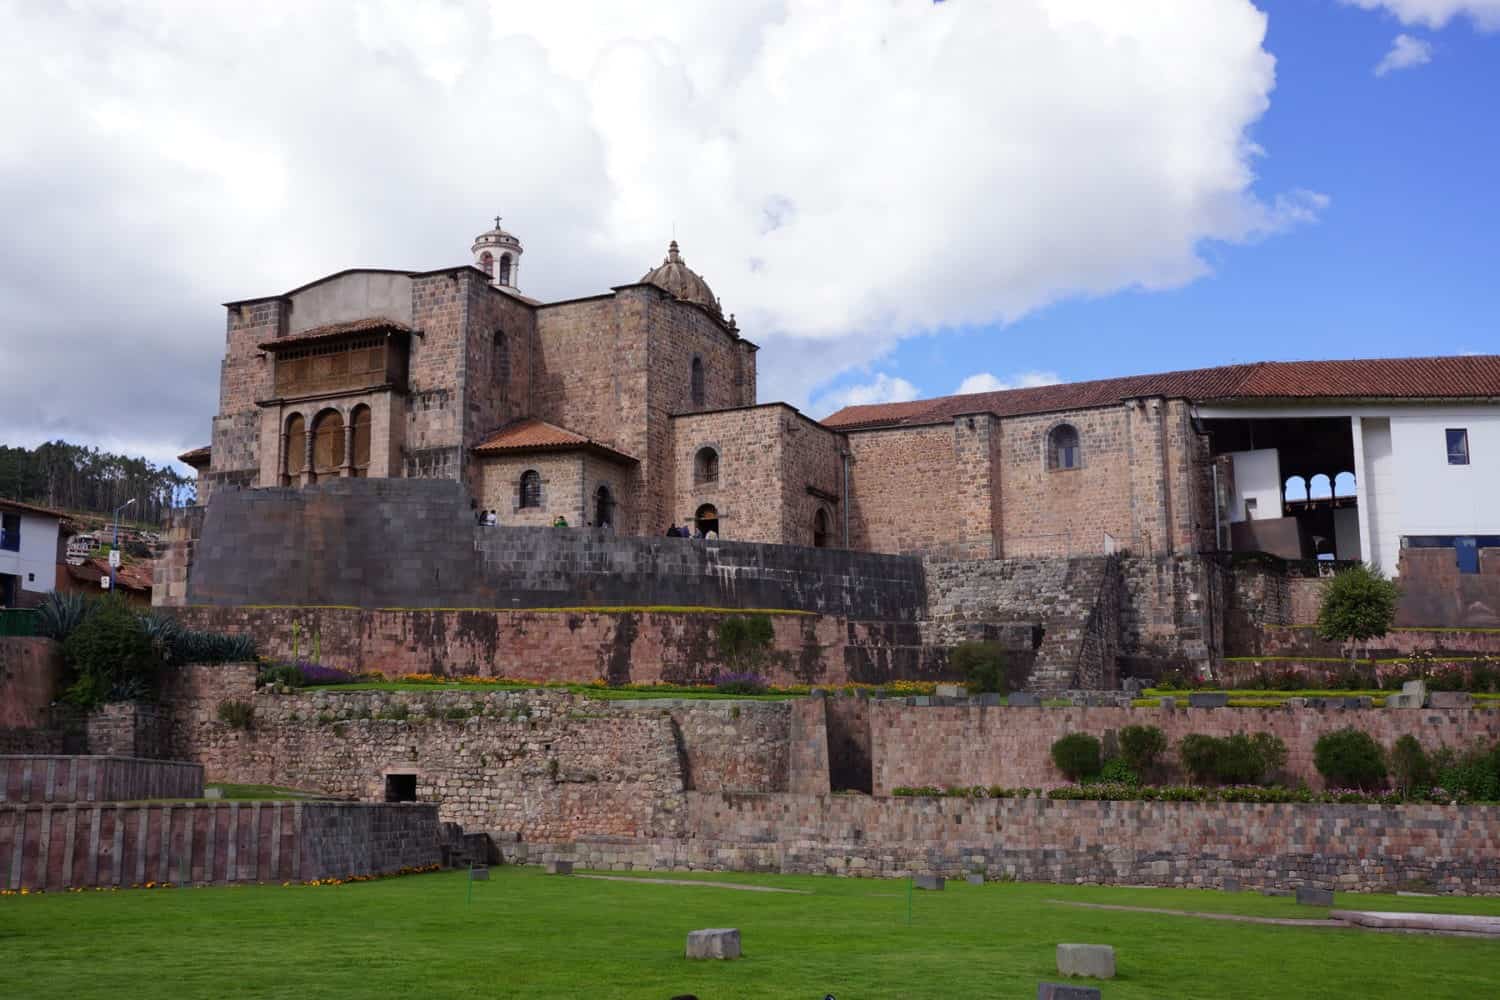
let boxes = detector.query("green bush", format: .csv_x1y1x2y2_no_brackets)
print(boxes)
717,615,775,673
36,591,92,641
1390,734,1433,796
171,629,258,665
951,641,1007,695
1176,732,1286,785
1098,757,1139,787
1118,725,1167,772
1050,733,1102,781
1317,564,1399,654
1434,742,1500,801
1314,728,1387,790
216,700,254,730
61,597,156,708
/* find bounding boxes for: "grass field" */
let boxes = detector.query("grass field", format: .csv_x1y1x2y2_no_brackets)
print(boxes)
4,868,1499,999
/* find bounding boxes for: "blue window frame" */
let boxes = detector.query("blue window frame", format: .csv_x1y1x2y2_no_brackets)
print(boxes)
1446,428,1470,465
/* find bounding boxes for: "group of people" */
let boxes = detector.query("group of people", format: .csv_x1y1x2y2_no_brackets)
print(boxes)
665,522,716,540
473,509,573,528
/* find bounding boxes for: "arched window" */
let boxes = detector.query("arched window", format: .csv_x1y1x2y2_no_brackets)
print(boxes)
285,413,306,481
594,485,615,528
690,356,705,408
1284,476,1308,502
1308,473,1333,500
350,405,372,477
492,330,510,402
498,254,512,285
1047,424,1081,470
695,503,719,537
311,409,345,477
1334,471,1356,497
480,251,494,278
519,470,542,509
694,446,719,484
813,508,830,548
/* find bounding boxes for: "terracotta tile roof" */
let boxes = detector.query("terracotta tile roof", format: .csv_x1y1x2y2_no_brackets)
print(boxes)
68,557,153,593
822,355,1500,430
258,318,414,352
178,445,211,466
471,418,638,464
0,496,66,520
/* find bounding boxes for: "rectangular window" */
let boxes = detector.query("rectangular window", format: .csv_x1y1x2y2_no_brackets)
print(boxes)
0,513,18,552
1446,428,1470,465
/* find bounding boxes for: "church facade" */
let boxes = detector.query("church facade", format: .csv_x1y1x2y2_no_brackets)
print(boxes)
183,221,1500,572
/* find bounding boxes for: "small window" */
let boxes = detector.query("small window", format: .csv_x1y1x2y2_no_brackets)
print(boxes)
0,513,18,552
492,330,510,398
480,251,494,278
1047,424,1081,471
594,485,615,528
690,356,705,408
1447,428,1470,466
384,774,417,803
498,254,512,285
694,447,719,485
813,508,831,548
519,470,542,509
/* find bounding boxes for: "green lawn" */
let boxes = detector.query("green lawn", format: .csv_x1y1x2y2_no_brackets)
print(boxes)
4,868,1498,998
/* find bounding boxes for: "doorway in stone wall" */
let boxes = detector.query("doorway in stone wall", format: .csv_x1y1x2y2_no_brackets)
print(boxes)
384,773,417,802
695,503,719,537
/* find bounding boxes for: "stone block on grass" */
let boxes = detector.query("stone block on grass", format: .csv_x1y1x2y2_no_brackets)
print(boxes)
1221,877,1240,893
1008,692,1041,707
1296,886,1334,906
1188,692,1228,708
1057,944,1115,979
469,865,489,881
685,928,741,960
545,860,573,875
1038,983,1102,1000
1429,691,1472,709
1261,888,1292,897
913,874,945,891
936,683,964,698
966,873,984,886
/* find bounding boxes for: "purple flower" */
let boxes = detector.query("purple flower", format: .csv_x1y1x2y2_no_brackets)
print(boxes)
295,660,358,685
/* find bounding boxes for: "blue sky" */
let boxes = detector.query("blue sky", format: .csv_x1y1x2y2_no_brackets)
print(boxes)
809,0,1500,412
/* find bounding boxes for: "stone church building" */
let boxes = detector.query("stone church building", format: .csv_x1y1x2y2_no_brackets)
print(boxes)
183,220,1500,574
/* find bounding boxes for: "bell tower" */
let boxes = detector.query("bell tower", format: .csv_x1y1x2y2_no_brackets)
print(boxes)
471,216,523,291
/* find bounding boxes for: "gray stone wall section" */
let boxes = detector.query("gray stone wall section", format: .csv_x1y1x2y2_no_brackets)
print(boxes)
176,478,927,619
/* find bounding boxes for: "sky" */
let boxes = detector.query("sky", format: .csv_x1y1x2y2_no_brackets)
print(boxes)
0,0,1496,474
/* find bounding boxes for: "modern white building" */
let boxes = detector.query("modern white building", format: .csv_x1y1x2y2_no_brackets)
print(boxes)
1203,397,1500,579
0,498,63,607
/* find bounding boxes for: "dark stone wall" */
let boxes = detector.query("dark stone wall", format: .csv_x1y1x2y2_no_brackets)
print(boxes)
172,479,927,620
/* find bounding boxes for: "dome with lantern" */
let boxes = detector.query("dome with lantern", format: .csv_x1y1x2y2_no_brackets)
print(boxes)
641,240,725,321
472,216,523,289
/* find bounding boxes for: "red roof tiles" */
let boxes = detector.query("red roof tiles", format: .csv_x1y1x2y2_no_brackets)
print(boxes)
178,446,211,465
821,355,1500,430
0,497,66,520
258,318,414,352
471,419,637,464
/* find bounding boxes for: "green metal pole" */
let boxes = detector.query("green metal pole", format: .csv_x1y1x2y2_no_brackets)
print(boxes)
907,876,912,926
467,869,473,905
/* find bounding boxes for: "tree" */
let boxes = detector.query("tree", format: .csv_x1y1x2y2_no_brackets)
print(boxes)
950,641,1007,694
1317,563,1399,667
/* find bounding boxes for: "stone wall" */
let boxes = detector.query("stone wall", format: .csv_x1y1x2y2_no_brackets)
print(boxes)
162,606,949,688
84,703,172,760
0,637,63,733
0,755,202,803
160,477,927,621
571,794,1500,894
0,800,437,891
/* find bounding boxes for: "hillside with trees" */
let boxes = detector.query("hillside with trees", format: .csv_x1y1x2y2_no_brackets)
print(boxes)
0,440,193,526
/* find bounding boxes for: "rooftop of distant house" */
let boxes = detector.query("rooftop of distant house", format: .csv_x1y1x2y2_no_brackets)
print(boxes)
820,354,1500,430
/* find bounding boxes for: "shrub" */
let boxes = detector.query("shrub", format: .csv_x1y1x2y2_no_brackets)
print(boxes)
1177,732,1286,785
951,641,1007,695
1391,735,1433,796
36,591,93,641
61,597,156,708
293,661,358,685
1098,757,1139,787
1317,564,1399,661
257,663,304,689
1434,742,1500,801
216,700,254,730
717,615,775,674
1050,733,1102,781
1177,734,1222,784
171,629,257,665
1118,725,1167,772
713,671,769,695
1314,727,1387,790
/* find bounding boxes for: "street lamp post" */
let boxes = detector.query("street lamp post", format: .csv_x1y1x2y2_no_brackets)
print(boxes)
111,499,136,593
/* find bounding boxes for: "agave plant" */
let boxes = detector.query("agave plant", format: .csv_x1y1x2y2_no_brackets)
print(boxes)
139,613,183,661
35,591,91,641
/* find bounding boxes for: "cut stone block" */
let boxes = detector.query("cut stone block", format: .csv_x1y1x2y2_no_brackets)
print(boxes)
203,787,223,800
913,874,945,891
1188,692,1228,708
1008,692,1041,707
1261,888,1292,897
1038,984,1103,1000
936,683,964,698
1122,676,1147,696
975,693,1003,707
1402,679,1427,702
1056,943,1115,979
1429,691,1472,709
545,860,573,875
1386,692,1422,709
469,865,490,881
1159,697,1176,710
1296,886,1334,906
966,873,984,886
1221,877,1240,893
685,928,741,960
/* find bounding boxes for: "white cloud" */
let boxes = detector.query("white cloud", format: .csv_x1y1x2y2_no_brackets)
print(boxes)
954,371,1063,395
1375,34,1436,74
0,0,1316,463
810,374,920,417
1341,1,1500,30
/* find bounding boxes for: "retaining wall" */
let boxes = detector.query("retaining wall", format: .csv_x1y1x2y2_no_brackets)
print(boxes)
572,793,1500,894
0,756,202,803
0,800,438,891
